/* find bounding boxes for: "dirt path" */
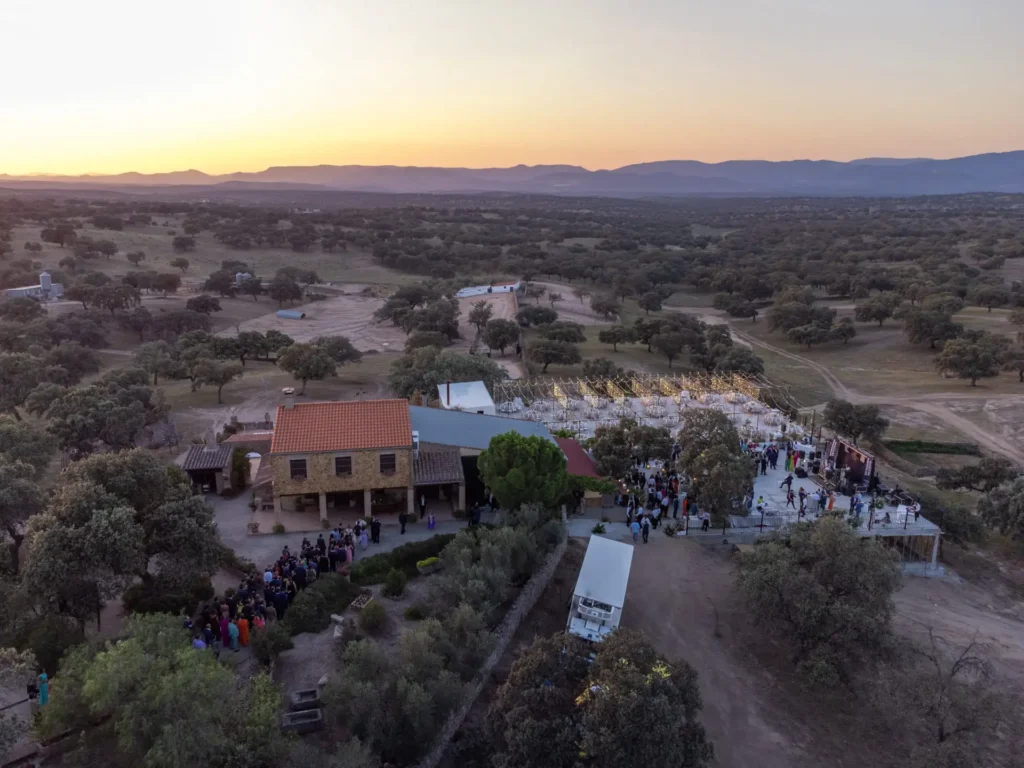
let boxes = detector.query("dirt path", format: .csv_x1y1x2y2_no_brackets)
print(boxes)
729,326,1024,464
624,540,818,768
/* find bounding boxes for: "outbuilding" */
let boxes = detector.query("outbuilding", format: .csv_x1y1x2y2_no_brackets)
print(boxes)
436,380,496,415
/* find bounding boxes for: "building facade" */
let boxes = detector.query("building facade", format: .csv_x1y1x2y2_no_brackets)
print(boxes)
268,396,415,519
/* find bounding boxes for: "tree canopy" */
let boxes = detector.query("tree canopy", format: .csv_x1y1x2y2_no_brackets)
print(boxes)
486,630,714,768
738,517,900,686
388,346,509,399
478,433,569,511
822,399,889,445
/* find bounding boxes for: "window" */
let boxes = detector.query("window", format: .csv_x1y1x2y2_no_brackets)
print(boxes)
379,453,397,475
289,459,307,480
334,456,352,476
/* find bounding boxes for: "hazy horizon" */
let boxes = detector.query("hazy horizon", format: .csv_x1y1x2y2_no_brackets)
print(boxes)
2,0,1021,176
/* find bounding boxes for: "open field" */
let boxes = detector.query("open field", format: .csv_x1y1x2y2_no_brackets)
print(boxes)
10,220,419,287
159,352,396,438
221,293,407,352
529,281,617,325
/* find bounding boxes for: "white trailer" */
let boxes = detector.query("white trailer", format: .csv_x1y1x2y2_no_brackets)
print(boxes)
566,535,633,642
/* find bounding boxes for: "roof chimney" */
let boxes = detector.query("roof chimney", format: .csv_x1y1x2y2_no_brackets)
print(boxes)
282,387,295,409
204,428,217,449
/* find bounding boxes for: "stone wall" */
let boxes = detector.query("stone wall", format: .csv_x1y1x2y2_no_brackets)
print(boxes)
417,529,569,768
270,448,413,496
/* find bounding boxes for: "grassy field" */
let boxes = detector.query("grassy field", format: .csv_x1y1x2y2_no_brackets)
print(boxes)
10,218,418,287
161,352,397,438
731,304,1024,399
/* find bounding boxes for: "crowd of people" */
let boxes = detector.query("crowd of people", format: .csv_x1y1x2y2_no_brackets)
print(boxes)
613,454,712,542
187,520,398,652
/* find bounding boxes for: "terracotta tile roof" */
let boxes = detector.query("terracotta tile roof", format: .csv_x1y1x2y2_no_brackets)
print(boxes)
271,399,412,454
182,443,234,471
555,437,600,479
414,448,465,485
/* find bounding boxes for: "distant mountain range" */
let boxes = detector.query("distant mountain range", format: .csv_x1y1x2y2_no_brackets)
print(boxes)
3,151,1023,197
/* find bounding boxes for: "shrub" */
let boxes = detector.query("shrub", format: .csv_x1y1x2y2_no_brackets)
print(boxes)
283,574,361,635
415,557,440,569
251,622,294,666
219,545,256,575
272,522,286,534
663,522,679,537
358,601,387,634
404,605,426,621
22,615,85,676
591,522,606,534
122,576,214,617
286,588,328,635
350,533,456,585
382,568,407,598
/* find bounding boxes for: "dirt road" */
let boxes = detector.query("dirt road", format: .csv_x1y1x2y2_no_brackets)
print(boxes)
730,326,1024,464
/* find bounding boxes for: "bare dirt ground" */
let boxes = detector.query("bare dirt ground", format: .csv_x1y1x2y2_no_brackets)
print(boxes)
222,294,407,352
729,325,1024,464
453,292,517,350
531,281,610,325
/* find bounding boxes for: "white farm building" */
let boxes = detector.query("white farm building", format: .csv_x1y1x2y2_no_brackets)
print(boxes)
3,271,63,300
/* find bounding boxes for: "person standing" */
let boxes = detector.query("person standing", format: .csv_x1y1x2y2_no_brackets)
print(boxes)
631,518,641,544
419,493,427,520
399,509,408,535
38,672,49,709
827,491,835,512
427,510,436,530
370,516,381,544
641,515,651,543
700,511,710,531
760,455,768,476
228,619,240,652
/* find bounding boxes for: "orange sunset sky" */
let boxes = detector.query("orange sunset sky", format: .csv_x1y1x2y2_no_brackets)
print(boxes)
1,0,1021,176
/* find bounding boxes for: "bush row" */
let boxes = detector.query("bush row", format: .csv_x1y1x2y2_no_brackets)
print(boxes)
884,439,982,456
350,534,456,585
324,505,565,766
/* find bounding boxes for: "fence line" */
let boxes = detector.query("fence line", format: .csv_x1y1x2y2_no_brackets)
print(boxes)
417,528,569,768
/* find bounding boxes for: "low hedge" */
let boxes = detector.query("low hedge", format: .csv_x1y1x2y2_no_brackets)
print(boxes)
884,440,982,456
285,573,363,635
122,577,215,617
350,534,456,585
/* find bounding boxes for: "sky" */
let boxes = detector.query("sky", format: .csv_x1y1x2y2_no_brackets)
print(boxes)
1,0,1021,175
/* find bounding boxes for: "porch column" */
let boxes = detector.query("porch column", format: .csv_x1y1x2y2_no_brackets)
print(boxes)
318,491,328,522
363,488,372,518
930,533,940,566
438,485,447,501
407,486,415,516
457,483,466,512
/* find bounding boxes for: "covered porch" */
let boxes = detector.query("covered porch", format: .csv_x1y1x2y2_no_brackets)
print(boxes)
413,448,467,517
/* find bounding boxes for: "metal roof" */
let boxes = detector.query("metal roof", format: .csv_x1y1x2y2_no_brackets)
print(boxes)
573,535,633,609
436,380,495,410
413,448,465,485
408,406,555,450
182,443,234,472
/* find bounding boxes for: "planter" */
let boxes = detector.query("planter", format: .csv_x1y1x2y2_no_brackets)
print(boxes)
416,563,441,576
289,688,322,712
281,709,324,734
350,593,373,611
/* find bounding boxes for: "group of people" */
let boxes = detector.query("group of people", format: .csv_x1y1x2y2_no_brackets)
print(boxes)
187,521,396,652
616,460,711,541
774,472,838,517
